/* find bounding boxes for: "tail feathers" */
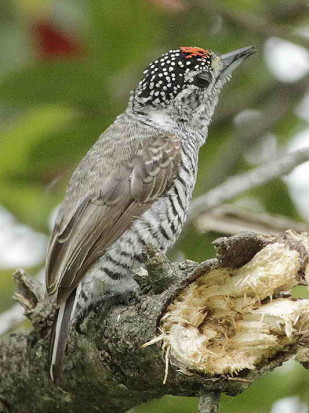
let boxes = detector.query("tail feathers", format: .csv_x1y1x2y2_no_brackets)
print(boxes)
48,288,78,385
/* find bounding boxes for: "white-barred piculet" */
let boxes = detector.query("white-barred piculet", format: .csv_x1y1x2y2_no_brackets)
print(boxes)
46,45,256,384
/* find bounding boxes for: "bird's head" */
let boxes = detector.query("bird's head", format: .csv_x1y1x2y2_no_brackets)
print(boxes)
131,46,256,131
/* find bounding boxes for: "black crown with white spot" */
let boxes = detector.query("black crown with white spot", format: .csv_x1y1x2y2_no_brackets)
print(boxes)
137,47,212,106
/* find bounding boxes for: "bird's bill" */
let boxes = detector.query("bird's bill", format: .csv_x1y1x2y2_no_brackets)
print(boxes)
218,46,257,79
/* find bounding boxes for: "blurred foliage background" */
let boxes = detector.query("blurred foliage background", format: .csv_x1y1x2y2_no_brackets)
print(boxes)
0,0,309,412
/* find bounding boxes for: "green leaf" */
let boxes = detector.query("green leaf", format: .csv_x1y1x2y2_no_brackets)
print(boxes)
0,105,76,230
250,179,298,218
0,105,75,177
0,182,58,232
86,0,163,71
219,362,309,413
0,269,16,312
27,115,114,178
0,61,111,109
134,396,198,413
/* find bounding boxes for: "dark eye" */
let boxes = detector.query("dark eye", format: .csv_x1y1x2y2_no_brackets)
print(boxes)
194,72,212,89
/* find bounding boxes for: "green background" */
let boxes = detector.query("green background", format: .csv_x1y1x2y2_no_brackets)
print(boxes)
0,0,308,411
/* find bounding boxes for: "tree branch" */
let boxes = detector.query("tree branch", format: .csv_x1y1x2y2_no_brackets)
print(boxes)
204,74,309,191
190,0,309,49
188,147,309,221
198,391,220,413
0,232,309,412
194,205,309,236
0,271,45,335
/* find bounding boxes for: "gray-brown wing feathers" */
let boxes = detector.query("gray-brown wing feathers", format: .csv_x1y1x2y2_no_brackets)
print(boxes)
46,133,181,305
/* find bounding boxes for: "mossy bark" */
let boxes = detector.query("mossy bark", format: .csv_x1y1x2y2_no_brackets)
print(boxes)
0,231,308,413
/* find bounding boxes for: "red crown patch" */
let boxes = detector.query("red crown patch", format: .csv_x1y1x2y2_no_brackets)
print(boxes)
180,47,210,59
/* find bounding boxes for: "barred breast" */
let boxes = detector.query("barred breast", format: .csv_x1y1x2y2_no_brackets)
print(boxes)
78,136,199,310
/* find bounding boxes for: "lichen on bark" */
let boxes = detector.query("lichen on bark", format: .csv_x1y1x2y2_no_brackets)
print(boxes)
0,231,308,413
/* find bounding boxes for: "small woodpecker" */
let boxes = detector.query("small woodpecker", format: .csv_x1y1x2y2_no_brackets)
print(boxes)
46,45,256,384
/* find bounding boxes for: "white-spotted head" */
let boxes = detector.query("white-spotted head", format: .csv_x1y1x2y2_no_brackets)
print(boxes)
132,46,256,128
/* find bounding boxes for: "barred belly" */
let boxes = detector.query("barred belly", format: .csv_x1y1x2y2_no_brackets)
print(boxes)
78,141,198,311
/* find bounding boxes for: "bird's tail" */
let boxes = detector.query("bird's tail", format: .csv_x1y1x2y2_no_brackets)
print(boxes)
48,287,78,385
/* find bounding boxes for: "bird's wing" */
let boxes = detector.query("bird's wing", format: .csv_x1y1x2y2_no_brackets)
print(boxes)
46,133,181,305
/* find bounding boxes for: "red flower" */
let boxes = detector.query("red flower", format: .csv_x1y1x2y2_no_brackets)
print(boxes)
32,20,83,59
